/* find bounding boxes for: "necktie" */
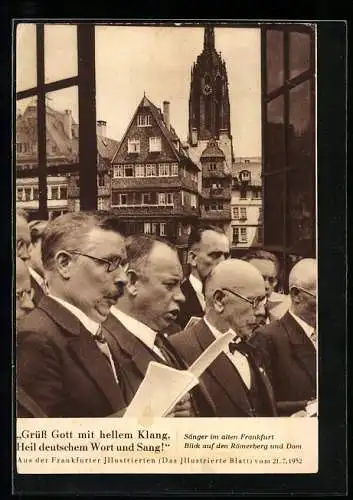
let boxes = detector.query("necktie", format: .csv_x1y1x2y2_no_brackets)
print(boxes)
95,326,119,384
228,339,255,357
154,333,180,368
310,330,317,345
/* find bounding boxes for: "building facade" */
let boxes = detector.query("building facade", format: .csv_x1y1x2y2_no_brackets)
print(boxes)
16,104,118,219
110,95,200,263
231,157,263,257
187,26,234,238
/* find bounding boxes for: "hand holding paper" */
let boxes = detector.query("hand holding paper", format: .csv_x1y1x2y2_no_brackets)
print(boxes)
123,329,235,418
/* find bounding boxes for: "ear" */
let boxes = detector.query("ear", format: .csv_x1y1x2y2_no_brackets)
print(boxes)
54,251,74,280
289,286,301,304
187,249,197,268
213,289,225,313
125,269,139,296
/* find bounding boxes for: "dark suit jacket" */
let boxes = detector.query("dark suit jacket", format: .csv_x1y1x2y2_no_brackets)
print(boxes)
170,319,277,417
16,296,126,418
103,313,216,417
177,278,204,329
30,273,45,306
250,312,316,415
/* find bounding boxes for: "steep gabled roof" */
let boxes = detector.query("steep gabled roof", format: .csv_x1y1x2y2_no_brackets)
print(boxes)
200,137,225,159
111,95,196,168
97,136,120,160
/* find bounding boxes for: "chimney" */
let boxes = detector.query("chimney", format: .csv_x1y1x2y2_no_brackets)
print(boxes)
97,120,107,137
163,101,170,130
63,109,72,140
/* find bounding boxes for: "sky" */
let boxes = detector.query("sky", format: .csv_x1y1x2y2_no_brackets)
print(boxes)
16,24,261,157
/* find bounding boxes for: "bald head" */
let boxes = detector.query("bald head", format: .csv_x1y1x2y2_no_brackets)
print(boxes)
289,258,317,290
205,259,265,303
289,258,317,328
204,259,267,338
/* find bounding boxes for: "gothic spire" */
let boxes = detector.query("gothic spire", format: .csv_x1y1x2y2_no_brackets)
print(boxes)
204,26,215,52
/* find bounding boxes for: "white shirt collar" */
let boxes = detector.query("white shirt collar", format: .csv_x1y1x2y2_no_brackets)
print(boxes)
203,316,238,341
189,274,203,295
289,310,315,339
110,306,157,350
48,294,101,336
28,267,46,290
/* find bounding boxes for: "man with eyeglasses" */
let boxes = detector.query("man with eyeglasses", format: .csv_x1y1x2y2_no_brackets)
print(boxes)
170,259,277,417
17,212,129,418
16,209,32,263
16,257,35,328
242,249,290,324
177,224,230,329
250,258,317,416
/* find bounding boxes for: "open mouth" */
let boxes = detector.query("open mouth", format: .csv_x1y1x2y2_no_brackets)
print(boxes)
165,310,179,321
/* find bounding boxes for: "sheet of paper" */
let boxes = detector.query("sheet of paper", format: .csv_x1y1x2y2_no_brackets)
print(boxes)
188,329,235,378
306,399,318,417
123,330,236,418
123,362,198,418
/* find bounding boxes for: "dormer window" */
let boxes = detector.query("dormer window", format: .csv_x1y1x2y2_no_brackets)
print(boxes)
128,139,140,153
137,114,151,127
239,170,251,182
149,136,161,152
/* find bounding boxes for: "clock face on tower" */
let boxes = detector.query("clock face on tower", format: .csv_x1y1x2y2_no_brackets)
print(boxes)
203,83,213,95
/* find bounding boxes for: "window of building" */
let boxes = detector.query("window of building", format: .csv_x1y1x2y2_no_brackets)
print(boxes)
209,163,217,171
124,165,134,177
191,194,197,208
98,197,104,209
240,227,247,243
159,163,170,176
210,202,223,210
253,189,262,199
142,193,151,204
33,187,39,200
166,193,173,205
232,227,239,244
244,159,250,164
232,207,239,219
135,164,145,177
149,136,161,152
160,222,166,236
178,225,182,237
240,170,251,182
98,173,105,186
144,222,151,234
151,223,158,235
24,187,31,201
74,199,80,212
128,139,140,154
137,114,151,127
145,164,157,177
181,191,184,205
171,163,178,176
60,186,67,199
240,207,247,219
113,165,124,178
158,193,166,205
257,226,263,243
17,187,24,201
120,194,127,205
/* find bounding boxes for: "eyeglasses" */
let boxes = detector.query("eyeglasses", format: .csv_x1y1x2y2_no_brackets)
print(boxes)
67,250,129,273
222,287,267,309
16,288,34,302
294,286,316,298
262,275,277,286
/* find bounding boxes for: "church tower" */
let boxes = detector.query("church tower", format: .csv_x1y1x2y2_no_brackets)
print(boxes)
187,26,233,234
188,26,231,144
